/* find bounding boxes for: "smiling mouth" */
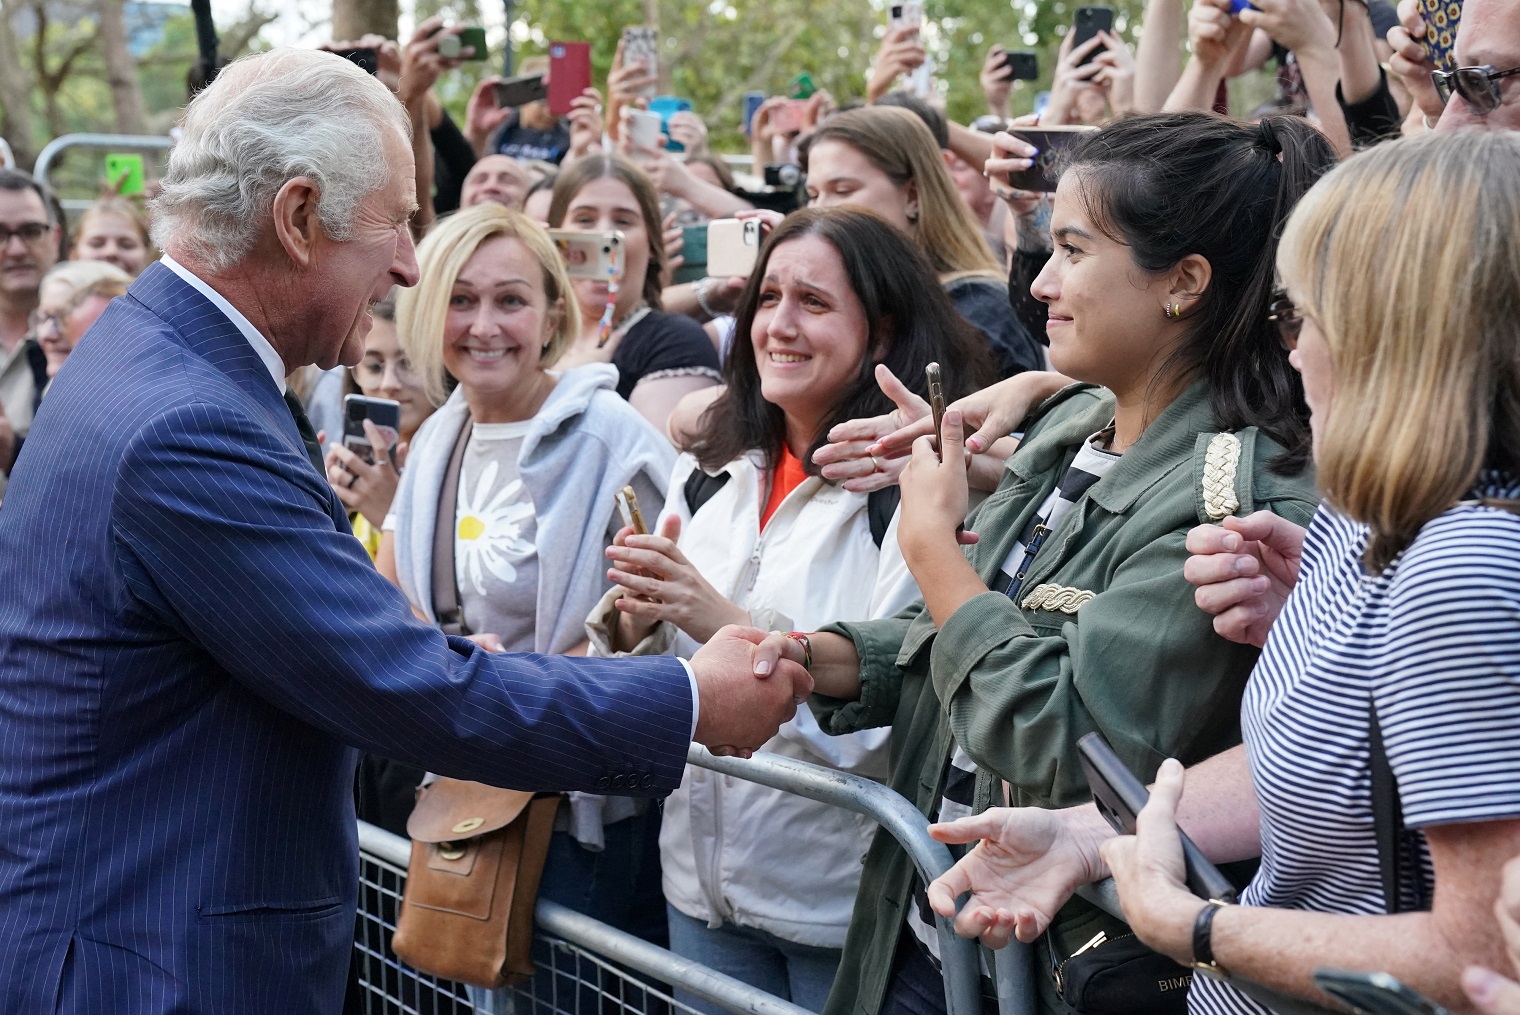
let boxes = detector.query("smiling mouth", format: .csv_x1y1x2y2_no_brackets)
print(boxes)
769,352,810,364
462,346,515,362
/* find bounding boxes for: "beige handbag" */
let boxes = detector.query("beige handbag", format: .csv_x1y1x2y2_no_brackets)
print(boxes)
392,778,560,987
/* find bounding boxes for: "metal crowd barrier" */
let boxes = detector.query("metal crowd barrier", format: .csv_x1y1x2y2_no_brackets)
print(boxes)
354,746,1041,1015
31,133,174,216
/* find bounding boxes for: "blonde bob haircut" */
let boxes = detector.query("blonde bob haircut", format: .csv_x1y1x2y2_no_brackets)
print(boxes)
398,203,580,406
801,107,1002,281
1277,131,1520,573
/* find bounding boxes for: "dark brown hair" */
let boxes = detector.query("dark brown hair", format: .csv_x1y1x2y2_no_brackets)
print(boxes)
1065,112,1337,474
687,207,995,474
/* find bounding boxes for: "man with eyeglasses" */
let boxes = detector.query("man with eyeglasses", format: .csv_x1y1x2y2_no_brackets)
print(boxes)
1390,0,1520,131
0,169,60,489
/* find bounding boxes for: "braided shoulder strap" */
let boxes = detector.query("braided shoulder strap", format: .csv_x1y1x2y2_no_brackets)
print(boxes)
1202,432,1243,520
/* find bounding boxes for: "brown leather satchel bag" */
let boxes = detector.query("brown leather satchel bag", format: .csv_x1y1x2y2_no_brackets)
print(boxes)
392,778,560,987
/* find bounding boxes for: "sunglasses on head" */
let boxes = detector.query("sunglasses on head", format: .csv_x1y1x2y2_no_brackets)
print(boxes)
1432,64,1520,115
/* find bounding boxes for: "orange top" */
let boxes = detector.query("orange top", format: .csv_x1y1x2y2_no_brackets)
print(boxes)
760,445,809,531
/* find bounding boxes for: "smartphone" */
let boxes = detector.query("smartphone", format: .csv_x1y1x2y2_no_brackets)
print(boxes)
1005,125,1097,192
343,394,401,465
1072,7,1114,66
742,90,766,136
1312,969,1453,1015
889,1,933,97
889,1,924,29
548,229,625,281
548,41,592,116
622,26,659,98
673,225,708,285
649,95,693,152
926,362,946,461
494,73,547,109
615,486,649,536
104,153,145,196
707,218,763,278
457,26,488,60
1003,50,1039,81
626,109,665,149
1417,0,1460,74
1076,732,1239,904
332,46,379,75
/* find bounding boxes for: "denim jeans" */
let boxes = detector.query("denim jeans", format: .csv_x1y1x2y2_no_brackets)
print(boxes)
665,903,842,1014
470,807,667,1014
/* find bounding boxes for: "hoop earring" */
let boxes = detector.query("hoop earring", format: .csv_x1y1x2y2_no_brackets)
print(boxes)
1164,301,1177,320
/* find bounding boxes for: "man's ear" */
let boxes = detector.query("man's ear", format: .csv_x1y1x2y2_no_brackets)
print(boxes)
270,177,323,268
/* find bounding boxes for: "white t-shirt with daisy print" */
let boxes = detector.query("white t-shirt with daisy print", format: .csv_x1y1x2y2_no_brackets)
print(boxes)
453,421,540,648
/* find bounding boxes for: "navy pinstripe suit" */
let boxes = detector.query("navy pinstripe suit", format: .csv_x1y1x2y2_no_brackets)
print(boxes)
0,263,694,1014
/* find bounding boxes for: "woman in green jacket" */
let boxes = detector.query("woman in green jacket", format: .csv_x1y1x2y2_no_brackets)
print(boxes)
759,112,1334,1015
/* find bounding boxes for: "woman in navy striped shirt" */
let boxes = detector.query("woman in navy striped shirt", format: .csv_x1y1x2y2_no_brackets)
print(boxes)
925,130,1520,1013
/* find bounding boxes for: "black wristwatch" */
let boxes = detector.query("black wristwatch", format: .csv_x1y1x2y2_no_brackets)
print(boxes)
1191,899,1230,975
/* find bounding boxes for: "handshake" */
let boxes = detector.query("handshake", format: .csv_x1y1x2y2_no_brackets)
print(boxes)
687,626,815,756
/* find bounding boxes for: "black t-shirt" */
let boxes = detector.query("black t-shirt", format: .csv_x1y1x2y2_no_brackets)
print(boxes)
491,110,571,164
946,276,1044,378
612,311,722,401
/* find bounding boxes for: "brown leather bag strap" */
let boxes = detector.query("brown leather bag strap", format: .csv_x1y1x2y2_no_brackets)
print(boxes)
432,418,474,637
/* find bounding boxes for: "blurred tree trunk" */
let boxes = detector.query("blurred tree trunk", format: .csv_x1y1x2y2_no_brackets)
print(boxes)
0,0,39,170
97,0,147,134
332,0,399,43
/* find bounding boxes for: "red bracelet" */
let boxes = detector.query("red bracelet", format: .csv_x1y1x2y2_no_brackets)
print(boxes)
784,632,813,671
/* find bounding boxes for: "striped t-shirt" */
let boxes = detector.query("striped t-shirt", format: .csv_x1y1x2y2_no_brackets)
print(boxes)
908,432,1121,965
1192,476,1520,1015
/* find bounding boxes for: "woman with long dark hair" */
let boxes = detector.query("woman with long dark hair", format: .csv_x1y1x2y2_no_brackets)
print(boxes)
753,111,1334,1015
585,207,994,1011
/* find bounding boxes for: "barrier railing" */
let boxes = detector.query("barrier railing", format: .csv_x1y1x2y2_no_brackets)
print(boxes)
31,133,174,216
356,746,1041,1015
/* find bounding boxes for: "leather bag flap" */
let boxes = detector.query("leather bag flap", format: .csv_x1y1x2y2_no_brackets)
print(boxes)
406,778,534,843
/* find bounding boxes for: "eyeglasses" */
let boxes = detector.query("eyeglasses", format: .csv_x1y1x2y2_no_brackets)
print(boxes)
0,222,51,246
1432,64,1520,115
350,356,421,388
1267,288,1303,351
27,309,65,334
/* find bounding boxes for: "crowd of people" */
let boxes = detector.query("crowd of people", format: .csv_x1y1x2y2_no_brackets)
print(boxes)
0,0,1518,1012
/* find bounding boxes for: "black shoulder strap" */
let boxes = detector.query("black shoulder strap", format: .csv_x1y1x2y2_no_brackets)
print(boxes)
683,469,730,517
867,486,901,549
1369,700,1430,913
685,468,899,549
431,418,474,637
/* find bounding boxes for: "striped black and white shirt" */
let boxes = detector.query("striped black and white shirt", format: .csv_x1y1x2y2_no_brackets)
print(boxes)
1192,475,1520,1015
908,432,1121,966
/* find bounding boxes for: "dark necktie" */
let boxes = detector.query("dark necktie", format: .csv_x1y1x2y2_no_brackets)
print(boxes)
282,390,326,475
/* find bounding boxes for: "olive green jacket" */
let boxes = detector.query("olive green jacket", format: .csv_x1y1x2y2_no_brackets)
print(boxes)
813,382,1321,1015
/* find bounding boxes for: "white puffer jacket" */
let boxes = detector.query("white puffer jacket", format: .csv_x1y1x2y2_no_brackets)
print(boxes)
587,451,921,948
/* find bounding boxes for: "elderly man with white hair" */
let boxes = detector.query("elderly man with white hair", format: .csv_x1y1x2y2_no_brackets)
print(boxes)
0,48,811,1015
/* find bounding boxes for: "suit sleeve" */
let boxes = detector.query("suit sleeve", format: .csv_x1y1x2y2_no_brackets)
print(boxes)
110,401,694,794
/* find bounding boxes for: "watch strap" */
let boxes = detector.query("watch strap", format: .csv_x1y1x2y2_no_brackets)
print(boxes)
1191,899,1229,973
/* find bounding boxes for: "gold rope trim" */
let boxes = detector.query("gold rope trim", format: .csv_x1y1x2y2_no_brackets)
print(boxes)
1202,433,1242,520
1020,584,1096,614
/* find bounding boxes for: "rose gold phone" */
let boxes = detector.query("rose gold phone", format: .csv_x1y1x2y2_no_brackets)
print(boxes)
926,362,945,461
615,486,648,535
707,218,763,278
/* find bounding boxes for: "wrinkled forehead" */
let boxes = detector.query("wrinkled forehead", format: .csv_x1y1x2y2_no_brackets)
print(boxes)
1454,0,1520,69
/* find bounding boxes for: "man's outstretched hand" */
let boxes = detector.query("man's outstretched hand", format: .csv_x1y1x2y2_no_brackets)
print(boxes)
689,626,814,756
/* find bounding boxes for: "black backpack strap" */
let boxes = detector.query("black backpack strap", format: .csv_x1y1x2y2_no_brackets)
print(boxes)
1369,700,1430,913
686,467,898,548
683,469,731,517
866,486,901,549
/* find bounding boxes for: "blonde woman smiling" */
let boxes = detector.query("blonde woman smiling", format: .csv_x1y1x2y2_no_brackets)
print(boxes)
378,203,676,1010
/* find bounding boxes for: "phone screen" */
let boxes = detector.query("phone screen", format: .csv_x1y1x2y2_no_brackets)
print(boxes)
343,395,401,464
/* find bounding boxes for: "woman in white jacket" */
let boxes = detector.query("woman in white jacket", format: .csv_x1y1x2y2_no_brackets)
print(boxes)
587,208,994,1011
